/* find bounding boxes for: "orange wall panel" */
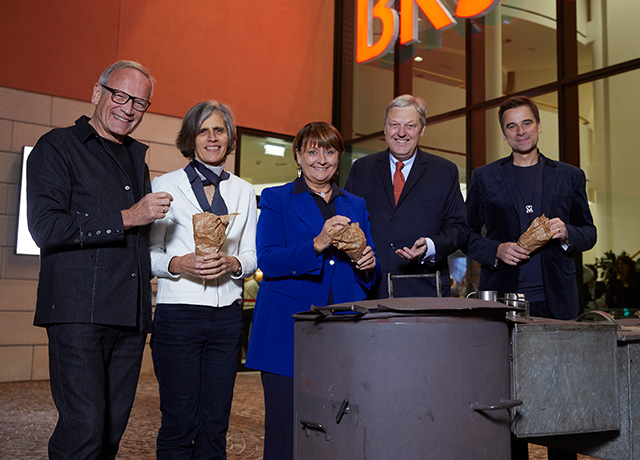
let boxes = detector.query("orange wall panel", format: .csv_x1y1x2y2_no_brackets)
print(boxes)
0,0,334,135
0,0,121,100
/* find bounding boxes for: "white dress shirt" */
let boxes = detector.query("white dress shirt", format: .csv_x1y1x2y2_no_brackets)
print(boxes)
389,153,436,263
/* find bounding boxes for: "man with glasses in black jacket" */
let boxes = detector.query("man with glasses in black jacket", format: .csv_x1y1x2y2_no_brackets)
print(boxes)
27,60,172,459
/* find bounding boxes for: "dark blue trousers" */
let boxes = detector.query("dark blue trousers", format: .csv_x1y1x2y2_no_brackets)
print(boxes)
47,323,146,460
261,372,294,460
152,302,242,460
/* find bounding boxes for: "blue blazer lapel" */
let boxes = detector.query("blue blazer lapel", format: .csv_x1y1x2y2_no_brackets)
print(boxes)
290,188,325,234
335,193,357,220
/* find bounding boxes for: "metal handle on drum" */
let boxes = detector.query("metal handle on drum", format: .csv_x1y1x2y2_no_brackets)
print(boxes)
335,399,350,424
471,399,523,412
576,310,618,326
387,271,441,298
300,420,330,441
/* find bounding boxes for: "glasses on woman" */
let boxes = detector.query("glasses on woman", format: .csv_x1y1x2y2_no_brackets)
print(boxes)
100,85,151,112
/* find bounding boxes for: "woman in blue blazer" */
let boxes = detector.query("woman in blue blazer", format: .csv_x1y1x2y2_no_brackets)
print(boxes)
245,122,379,460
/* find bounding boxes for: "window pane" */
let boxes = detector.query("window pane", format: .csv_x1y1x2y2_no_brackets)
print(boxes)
237,133,295,193
490,1,558,96
411,22,466,117
352,62,394,138
580,70,640,314
577,0,640,73
424,117,467,191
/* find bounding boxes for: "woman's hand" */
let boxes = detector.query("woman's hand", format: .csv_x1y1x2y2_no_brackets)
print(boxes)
313,215,351,253
169,252,241,279
355,246,376,271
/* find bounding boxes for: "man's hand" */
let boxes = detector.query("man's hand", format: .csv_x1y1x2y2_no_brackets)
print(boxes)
121,192,173,229
169,252,241,280
497,242,530,266
548,217,569,244
396,237,427,261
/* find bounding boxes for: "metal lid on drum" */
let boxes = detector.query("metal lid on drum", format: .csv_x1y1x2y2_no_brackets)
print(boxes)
293,297,518,321
376,296,516,312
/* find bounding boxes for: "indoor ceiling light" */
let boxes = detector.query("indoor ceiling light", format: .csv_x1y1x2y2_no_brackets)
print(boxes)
414,56,423,62
264,144,285,157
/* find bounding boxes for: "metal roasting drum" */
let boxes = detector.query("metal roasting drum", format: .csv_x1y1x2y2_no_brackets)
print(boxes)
293,298,628,460
294,297,516,460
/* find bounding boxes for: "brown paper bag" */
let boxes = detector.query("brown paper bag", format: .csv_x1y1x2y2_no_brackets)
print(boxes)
516,214,554,253
192,212,238,255
328,221,367,260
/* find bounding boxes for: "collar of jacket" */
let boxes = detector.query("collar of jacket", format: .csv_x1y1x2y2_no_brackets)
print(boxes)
499,150,557,169
73,115,139,149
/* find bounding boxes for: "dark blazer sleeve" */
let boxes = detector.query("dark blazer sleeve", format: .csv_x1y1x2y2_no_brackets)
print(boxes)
428,159,469,263
563,167,596,253
465,167,502,268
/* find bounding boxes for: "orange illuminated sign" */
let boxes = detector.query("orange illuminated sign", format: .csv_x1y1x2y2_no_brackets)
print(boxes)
356,0,501,63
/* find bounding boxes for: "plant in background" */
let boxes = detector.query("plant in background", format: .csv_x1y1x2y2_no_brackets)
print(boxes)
594,250,628,285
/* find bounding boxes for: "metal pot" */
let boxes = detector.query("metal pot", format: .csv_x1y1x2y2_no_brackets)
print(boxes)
294,297,517,460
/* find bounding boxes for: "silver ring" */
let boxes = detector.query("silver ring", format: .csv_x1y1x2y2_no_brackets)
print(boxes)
512,257,516,262
163,206,168,213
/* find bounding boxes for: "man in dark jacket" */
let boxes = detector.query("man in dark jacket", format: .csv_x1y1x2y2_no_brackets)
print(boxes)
345,94,468,298
465,95,596,460
465,95,596,320
27,60,173,459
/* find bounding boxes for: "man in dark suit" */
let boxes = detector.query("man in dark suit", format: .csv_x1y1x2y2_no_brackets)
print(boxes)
27,61,173,459
345,94,468,298
465,95,596,460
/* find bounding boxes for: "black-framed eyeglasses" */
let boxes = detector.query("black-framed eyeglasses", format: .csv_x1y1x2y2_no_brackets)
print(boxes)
100,85,151,112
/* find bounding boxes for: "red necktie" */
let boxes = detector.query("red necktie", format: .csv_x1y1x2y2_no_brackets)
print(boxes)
393,161,405,205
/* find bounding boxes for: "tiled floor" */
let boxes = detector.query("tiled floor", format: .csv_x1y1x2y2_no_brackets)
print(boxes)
0,373,600,459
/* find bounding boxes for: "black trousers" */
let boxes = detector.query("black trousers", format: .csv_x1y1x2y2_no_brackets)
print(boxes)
47,323,146,460
152,302,242,460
